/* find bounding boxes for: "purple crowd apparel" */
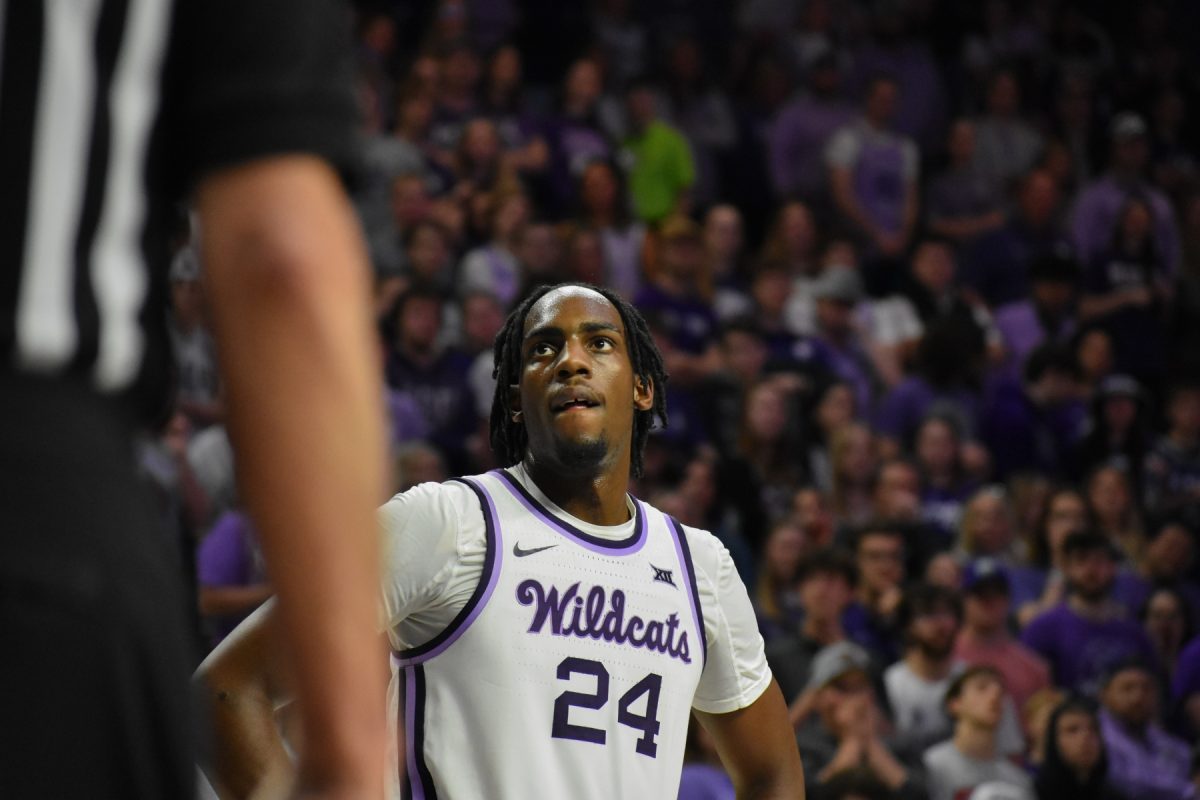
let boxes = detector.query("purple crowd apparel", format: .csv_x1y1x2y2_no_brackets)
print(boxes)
1019,604,1158,694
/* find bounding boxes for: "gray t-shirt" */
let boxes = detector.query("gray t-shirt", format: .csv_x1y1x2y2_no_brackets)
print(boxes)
922,740,1033,800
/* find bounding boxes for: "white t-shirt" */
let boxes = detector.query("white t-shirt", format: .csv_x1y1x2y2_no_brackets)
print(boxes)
378,465,771,798
923,740,1033,800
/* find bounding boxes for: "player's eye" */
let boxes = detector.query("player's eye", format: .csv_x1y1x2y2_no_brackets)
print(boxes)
592,337,614,351
530,342,556,358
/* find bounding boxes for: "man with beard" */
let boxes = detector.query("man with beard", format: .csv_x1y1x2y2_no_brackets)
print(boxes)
1021,531,1157,694
884,584,1024,762
199,284,805,798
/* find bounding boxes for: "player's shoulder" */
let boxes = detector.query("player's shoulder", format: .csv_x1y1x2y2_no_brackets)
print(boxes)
379,476,484,533
655,514,733,584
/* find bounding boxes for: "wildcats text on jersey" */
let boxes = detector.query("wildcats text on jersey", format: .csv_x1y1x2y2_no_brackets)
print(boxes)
517,578,692,663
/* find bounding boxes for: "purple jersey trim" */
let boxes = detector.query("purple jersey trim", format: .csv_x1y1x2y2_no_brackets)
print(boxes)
394,477,503,666
493,467,648,555
402,665,438,800
666,515,708,667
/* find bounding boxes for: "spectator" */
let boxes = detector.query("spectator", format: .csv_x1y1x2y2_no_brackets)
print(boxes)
576,158,646,299
428,40,482,155
1013,487,1090,626
768,47,856,204
562,226,606,286
1074,327,1115,395
1021,531,1157,694
729,379,810,524
971,70,1044,192
958,487,1022,564
392,441,448,493
796,642,924,799
1079,196,1172,386
875,320,988,456
754,518,806,643
1023,687,1068,771
196,508,270,648
825,76,919,295
915,414,978,541
513,220,565,297
677,716,735,800
383,288,477,472
981,343,1087,480
967,169,1071,309
635,216,720,380
1098,659,1195,800
924,666,1035,800
458,190,529,307
167,246,222,428
925,119,1006,246
806,379,859,493
695,319,767,457
954,559,1053,718
829,423,879,529
704,205,752,321
1141,586,1195,685
402,219,456,294
767,548,859,705
658,34,737,210
1138,520,1200,614
1086,464,1145,569
903,237,1002,365
844,522,907,666
992,253,1081,378
1071,112,1180,275
1034,696,1125,800
884,584,965,757
763,200,822,284
479,44,549,180
809,269,881,416
1073,375,1151,488
793,487,837,557
620,77,696,223
545,58,613,211
1143,380,1200,515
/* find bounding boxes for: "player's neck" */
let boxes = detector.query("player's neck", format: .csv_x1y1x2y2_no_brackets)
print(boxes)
522,457,633,527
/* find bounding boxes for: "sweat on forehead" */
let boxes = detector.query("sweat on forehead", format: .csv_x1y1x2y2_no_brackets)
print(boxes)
522,286,624,336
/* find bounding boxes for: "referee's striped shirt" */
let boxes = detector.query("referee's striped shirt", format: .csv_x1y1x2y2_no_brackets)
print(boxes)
0,0,360,417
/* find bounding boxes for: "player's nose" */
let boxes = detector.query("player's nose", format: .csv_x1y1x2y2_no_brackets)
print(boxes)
555,337,591,377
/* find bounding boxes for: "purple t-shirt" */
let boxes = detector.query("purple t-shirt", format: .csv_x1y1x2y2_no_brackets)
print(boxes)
634,283,718,355
873,375,982,445
1020,604,1157,694
1070,175,1180,272
197,510,267,642
677,764,735,800
768,94,855,198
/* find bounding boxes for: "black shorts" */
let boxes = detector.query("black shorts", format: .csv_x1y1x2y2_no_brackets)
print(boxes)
0,375,196,798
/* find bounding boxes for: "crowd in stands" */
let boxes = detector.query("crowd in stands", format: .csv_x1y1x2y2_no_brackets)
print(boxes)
146,1,1200,798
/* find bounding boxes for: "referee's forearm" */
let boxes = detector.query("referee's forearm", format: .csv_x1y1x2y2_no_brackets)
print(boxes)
199,155,389,797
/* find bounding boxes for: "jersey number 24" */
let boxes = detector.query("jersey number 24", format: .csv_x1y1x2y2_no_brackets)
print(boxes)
551,656,662,757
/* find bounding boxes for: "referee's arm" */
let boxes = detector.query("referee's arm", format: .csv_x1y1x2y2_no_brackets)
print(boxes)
199,154,389,798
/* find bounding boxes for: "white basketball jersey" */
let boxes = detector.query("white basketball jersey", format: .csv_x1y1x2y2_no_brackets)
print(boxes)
392,468,708,800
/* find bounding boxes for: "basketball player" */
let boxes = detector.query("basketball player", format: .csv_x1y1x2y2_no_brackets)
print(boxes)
200,283,805,798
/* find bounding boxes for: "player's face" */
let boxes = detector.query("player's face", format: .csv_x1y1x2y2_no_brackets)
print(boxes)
515,287,653,475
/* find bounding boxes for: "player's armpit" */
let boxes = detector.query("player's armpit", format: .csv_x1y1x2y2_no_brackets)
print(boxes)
694,679,806,800
195,601,294,800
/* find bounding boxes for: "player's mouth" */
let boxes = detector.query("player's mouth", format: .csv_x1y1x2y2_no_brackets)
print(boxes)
550,387,601,415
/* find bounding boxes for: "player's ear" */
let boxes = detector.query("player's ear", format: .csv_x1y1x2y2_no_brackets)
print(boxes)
633,374,653,412
508,384,523,422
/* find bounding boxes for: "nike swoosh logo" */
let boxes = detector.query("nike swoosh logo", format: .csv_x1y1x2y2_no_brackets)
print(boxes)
513,542,558,558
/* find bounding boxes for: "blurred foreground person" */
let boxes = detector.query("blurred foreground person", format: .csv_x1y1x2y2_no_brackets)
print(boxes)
0,1,388,796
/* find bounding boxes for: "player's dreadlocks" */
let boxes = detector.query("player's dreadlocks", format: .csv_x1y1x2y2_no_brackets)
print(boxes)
489,283,668,478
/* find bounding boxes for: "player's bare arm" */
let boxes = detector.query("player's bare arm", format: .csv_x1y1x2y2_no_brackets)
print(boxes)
200,155,389,798
696,680,807,799
197,602,297,799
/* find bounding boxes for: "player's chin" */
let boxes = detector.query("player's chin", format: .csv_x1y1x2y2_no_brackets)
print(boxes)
551,432,609,471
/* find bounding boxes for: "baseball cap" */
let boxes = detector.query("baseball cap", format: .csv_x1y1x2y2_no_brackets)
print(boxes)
1110,111,1148,141
813,268,863,304
963,558,1010,595
805,641,871,692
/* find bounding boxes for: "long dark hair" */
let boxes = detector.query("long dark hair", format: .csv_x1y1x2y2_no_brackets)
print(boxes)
1035,696,1111,800
488,283,668,478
